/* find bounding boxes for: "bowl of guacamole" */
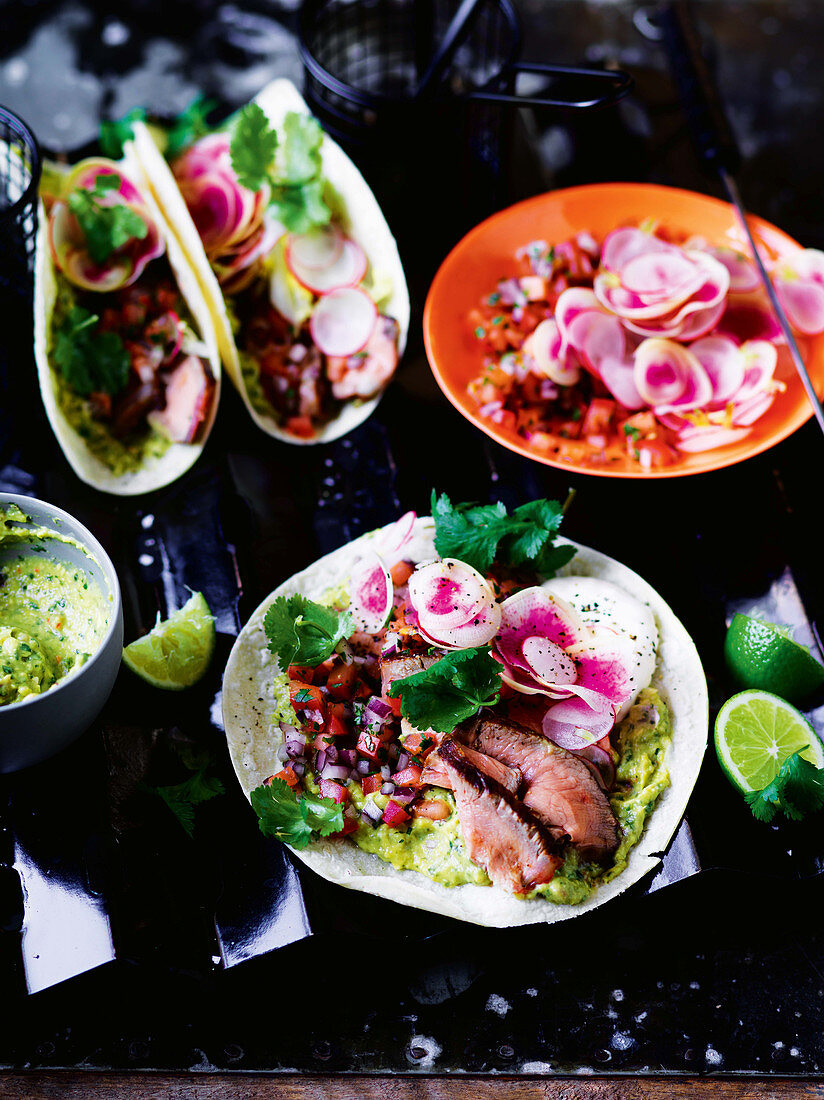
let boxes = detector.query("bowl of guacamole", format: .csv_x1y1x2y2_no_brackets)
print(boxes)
0,494,123,772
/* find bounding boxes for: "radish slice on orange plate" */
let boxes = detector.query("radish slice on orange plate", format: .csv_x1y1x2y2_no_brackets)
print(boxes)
310,286,377,357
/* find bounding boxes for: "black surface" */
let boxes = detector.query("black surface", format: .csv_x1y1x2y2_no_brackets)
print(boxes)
2,0,824,1077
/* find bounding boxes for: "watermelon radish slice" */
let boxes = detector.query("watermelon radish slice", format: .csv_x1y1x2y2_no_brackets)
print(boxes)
409,558,497,634
287,237,367,294
620,249,704,303
417,598,502,650
633,338,694,406
566,310,625,373
735,340,778,400
676,424,751,452
522,319,580,386
554,287,602,339
689,335,744,403
378,511,417,563
310,287,377,357
349,551,393,634
600,226,672,273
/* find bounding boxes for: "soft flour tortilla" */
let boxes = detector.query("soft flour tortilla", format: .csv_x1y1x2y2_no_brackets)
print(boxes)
222,518,708,927
33,146,221,497
131,78,410,446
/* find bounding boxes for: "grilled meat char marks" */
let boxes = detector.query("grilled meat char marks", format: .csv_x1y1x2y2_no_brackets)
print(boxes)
438,739,563,895
420,743,522,795
469,717,620,862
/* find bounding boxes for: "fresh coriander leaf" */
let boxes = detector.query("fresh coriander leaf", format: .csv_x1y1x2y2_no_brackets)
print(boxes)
386,646,502,734
165,94,218,159
230,102,278,191
53,306,130,396
744,750,824,823
156,772,224,837
250,778,344,849
263,593,353,669
431,490,575,576
278,111,324,185
99,107,146,159
67,175,148,264
269,178,331,234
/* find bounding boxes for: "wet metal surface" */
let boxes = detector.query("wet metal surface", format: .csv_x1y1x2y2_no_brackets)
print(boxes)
2,0,824,1078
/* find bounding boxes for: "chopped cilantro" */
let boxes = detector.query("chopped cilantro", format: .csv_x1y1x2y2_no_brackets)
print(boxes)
387,646,502,734
251,777,344,849
431,490,576,576
99,107,146,159
263,593,353,669
744,751,824,823
165,94,218,159
67,174,148,264
623,424,641,439
53,306,130,396
474,326,485,339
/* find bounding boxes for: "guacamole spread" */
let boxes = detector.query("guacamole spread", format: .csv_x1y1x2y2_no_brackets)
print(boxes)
0,505,111,707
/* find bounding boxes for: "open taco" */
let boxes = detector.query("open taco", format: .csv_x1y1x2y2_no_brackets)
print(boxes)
222,496,708,927
128,79,410,444
34,147,221,496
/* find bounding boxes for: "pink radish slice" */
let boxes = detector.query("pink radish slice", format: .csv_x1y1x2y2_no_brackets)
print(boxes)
554,287,602,338
349,551,393,634
593,275,690,321
286,224,344,271
600,226,672,273
521,636,578,687
542,694,615,750
735,340,778,400
690,335,745,403
418,598,502,650
653,356,712,414
731,391,775,426
310,286,377,357
705,246,760,292
378,511,417,562
676,425,751,452
773,275,824,335
522,318,580,385
566,310,625,373
409,559,496,633
178,171,245,254
598,355,645,409
633,338,692,405
620,249,704,302
288,238,367,294
717,299,783,345
622,298,726,342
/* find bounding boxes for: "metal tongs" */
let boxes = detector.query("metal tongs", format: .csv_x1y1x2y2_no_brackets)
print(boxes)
643,0,824,437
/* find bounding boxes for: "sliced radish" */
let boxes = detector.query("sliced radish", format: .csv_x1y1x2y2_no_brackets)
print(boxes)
690,335,744,403
620,249,703,303
593,274,685,321
717,299,783,345
676,425,751,452
598,355,645,409
521,636,577,686
554,287,602,338
735,340,778,400
349,551,393,634
522,318,580,386
600,226,671,273
731,390,775,426
409,558,496,634
418,598,502,650
288,237,367,294
310,286,377,357
542,694,615,750
286,224,344,272
772,261,824,334
566,310,625,373
378,511,417,563
633,338,693,406
704,246,760,293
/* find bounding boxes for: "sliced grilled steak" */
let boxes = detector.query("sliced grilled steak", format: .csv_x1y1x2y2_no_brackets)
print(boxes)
438,739,562,894
469,717,620,861
379,653,438,696
420,742,522,795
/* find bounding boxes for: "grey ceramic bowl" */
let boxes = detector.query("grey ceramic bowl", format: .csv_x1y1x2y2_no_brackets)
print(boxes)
0,494,123,772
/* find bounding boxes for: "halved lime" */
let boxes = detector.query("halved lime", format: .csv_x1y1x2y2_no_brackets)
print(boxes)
714,689,824,794
123,591,215,690
724,613,824,703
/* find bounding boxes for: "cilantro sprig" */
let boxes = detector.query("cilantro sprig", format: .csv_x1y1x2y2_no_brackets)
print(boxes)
143,742,225,837
229,104,331,233
67,174,148,264
251,777,344,849
99,107,146,159
744,751,824,823
263,593,353,669
165,94,218,160
431,490,576,576
387,646,502,734
53,306,130,396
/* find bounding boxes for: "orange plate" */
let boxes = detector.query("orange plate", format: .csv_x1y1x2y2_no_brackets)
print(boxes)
423,182,824,479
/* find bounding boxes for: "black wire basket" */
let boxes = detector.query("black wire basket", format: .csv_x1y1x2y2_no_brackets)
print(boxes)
0,105,40,307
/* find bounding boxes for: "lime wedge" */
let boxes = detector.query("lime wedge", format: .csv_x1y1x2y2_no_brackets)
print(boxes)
123,591,215,690
724,613,824,703
714,689,824,794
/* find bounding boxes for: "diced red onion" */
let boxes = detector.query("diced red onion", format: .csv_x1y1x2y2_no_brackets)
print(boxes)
337,749,358,769
380,764,392,780
277,743,291,764
396,751,410,772
285,737,307,757
365,696,393,721
361,801,383,826
321,762,351,783
316,749,327,772
381,781,395,795
291,761,306,777
391,786,417,806
479,401,503,418
356,759,372,776
381,632,400,657
324,744,339,764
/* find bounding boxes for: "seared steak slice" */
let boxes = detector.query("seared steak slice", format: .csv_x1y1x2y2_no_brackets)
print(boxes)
420,742,522,795
438,739,562,894
470,717,620,861
380,653,438,696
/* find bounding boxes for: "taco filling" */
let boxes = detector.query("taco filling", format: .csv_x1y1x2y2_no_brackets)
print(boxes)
43,159,216,476
247,496,672,906
166,103,400,439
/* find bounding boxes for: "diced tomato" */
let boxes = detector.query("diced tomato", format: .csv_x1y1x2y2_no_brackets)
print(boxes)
389,560,414,586
401,731,436,759
289,681,326,712
635,439,678,468
357,730,384,761
285,415,315,438
414,799,451,821
391,765,422,787
581,398,616,437
361,773,384,795
288,665,315,684
319,778,349,803
326,712,350,739
328,816,359,838
384,694,403,718
273,765,300,789
326,661,359,700
382,800,410,828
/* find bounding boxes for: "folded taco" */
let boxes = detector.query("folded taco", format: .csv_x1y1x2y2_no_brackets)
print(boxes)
129,79,410,444
34,149,221,496
222,495,708,927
